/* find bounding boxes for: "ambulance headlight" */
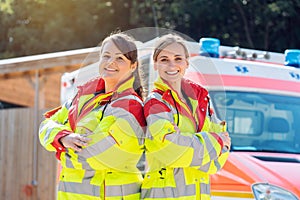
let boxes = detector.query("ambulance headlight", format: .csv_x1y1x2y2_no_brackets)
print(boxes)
252,183,298,200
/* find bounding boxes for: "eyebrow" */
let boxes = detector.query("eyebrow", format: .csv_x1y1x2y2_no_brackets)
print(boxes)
102,51,124,56
158,54,184,58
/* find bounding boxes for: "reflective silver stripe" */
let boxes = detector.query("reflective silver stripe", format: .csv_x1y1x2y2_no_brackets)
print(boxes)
213,159,221,171
165,132,195,147
78,137,116,159
200,182,210,195
43,126,53,145
173,168,196,196
198,161,211,172
65,153,74,168
142,185,196,198
78,155,94,170
65,99,72,109
38,121,47,135
105,182,141,197
200,132,218,160
83,170,96,183
142,168,198,198
197,158,222,172
58,181,100,197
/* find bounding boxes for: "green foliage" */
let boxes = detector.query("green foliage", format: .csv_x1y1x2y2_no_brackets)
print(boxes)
0,0,300,59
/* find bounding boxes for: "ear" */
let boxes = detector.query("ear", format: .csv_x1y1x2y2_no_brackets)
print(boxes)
131,62,137,71
185,59,189,68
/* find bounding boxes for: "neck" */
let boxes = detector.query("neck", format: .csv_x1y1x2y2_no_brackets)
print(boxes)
104,80,118,93
168,80,181,95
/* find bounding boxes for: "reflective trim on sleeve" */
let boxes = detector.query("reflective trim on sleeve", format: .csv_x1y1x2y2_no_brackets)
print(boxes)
213,159,222,171
196,132,218,161
79,137,116,159
43,127,54,144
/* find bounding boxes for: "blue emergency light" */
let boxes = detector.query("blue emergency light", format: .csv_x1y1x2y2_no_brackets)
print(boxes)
284,49,300,68
199,38,220,58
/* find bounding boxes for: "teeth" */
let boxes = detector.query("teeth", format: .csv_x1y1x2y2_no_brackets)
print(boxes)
166,71,178,75
105,67,117,71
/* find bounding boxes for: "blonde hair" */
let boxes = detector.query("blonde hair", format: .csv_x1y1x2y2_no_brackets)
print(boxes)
153,33,189,62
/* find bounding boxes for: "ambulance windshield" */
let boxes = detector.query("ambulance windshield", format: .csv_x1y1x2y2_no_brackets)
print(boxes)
211,91,300,154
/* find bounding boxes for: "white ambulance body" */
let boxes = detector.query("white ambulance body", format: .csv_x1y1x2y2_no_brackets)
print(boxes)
60,39,300,200
185,40,300,200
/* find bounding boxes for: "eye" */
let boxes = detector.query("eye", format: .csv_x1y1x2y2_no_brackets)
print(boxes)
116,56,124,61
175,57,183,61
102,54,110,59
160,58,168,63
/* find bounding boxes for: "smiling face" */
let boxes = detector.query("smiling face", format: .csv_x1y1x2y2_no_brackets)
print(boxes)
154,42,189,88
99,40,136,90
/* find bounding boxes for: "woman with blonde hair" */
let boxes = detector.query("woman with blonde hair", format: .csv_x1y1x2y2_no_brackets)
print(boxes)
142,33,231,200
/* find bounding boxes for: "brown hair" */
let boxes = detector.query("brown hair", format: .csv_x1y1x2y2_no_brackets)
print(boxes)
101,32,138,64
100,32,144,98
153,33,189,62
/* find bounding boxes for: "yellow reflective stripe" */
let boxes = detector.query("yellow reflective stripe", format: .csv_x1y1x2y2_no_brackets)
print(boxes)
195,179,200,200
211,190,255,198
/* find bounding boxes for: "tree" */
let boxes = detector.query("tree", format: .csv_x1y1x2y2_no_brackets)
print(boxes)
1,0,300,59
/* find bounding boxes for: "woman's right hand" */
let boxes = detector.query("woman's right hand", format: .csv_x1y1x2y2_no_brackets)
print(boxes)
60,133,91,152
219,132,231,151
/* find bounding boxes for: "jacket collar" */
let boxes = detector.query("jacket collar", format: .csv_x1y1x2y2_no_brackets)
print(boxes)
153,77,208,101
77,75,135,96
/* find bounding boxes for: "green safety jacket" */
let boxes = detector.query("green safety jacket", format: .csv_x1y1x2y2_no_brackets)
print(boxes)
39,76,146,200
141,77,229,200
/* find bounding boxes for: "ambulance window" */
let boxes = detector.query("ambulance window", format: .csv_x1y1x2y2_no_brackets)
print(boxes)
226,109,263,135
210,91,300,153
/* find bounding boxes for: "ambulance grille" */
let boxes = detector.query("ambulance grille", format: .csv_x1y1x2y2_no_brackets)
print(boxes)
253,156,300,163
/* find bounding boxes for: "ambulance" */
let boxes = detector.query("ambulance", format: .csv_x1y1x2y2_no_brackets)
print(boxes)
60,38,300,200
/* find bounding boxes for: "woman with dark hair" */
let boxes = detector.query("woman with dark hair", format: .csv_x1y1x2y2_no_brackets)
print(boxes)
39,32,146,200
141,33,231,200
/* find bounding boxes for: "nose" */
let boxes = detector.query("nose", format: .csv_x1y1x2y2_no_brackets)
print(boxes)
168,60,177,68
107,57,116,65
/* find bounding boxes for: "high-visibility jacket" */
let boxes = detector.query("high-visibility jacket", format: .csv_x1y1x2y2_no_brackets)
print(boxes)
39,76,146,200
141,77,229,200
